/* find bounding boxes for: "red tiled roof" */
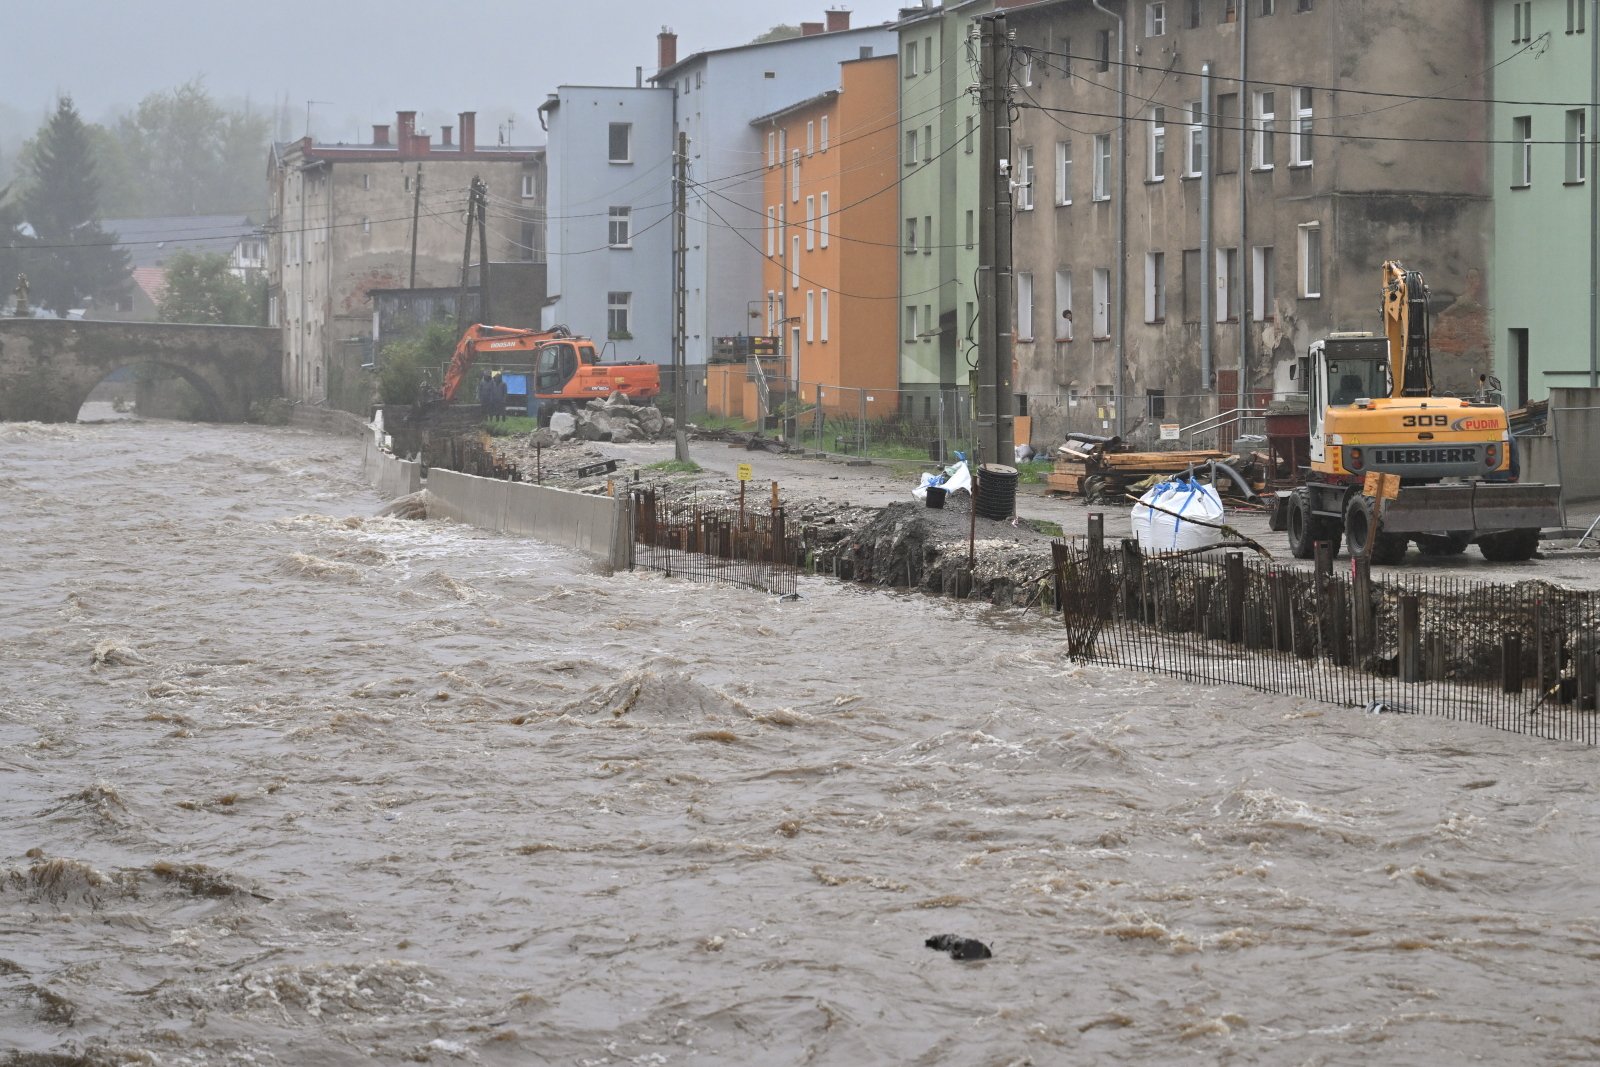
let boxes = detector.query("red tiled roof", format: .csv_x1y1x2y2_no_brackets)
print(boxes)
132,267,167,305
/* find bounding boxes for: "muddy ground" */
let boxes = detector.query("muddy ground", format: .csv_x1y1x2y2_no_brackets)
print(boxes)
482,429,1600,598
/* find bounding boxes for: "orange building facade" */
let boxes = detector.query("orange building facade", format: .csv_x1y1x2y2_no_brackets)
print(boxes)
749,54,899,417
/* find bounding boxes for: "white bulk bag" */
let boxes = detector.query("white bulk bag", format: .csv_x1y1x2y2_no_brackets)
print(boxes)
1131,479,1225,553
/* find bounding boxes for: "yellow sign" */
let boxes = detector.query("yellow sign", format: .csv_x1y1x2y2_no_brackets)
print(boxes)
1363,472,1401,500
736,463,753,482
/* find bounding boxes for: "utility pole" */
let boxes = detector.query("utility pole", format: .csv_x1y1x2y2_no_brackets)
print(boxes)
976,13,1016,466
673,131,690,462
408,164,423,289
475,177,491,325
457,177,476,332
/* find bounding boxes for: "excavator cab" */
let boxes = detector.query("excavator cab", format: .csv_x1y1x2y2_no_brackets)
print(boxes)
1307,334,1389,465
536,342,580,395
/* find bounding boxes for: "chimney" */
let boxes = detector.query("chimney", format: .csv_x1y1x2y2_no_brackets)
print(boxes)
825,8,850,32
372,124,390,146
440,124,454,147
396,111,417,153
658,27,677,70
458,111,476,154
801,21,824,36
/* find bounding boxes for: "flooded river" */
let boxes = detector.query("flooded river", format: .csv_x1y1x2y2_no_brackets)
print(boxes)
3,418,1598,1065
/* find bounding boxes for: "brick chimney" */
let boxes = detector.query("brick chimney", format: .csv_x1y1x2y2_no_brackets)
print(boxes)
458,112,477,154
440,124,454,147
396,111,416,153
801,21,824,35
372,124,390,146
825,8,850,31
658,27,677,70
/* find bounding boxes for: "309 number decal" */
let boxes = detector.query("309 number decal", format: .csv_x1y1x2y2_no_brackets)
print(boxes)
1401,414,1448,427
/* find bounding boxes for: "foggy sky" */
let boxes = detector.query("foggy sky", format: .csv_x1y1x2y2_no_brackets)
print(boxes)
0,0,909,146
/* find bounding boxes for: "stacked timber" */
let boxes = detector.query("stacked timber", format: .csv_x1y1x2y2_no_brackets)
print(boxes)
1048,438,1230,501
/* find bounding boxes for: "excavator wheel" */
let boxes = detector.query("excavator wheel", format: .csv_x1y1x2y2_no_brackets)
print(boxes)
1414,533,1470,557
1344,494,1407,565
1288,489,1343,559
1477,528,1540,563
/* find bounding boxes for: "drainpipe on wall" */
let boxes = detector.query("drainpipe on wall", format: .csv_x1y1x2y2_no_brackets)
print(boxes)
1591,0,1598,387
1238,4,1250,406
1092,0,1127,435
1201,62,1213,393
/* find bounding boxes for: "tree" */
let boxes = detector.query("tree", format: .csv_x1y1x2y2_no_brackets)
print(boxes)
157,250,263,324
112,81,271,216
19,97,128,313
378,316,459,406
751,24,802,43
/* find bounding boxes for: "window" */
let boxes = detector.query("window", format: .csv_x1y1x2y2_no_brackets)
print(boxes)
905,216,919,253
1016,271,1035,341
1189,0,1202,28
806,121,815,156
965,209,975,249
1093,134,1112,200
1216,247,1238,322
791,235,801,288
1183,249,1202,322
791,150,801,200
923,304,933,339
1298,222,1322,298
1021,53,1033,87
768,131,777,166
1513,115,1533,187
1092,268,1111,338
767,207,777,256
1097,29,1111,71
1513,1,1532,41
805,195,815,250
521,173,537,198
1297,0,1313,10
1186,101,1204,176
1056,140,1073,204
924,215,933,254
361,216,370,234
1291,87,1314,166
362,173,371,190
607,291,631,336
608,206,631,247
821,290,830,341
1253,91,1276,170
1019,145,1036,208
905,128,919,166
1148,107,1166,181
1215,94,1238,174
1222,0,1238,23
1261,0,1276,13
821,116,830,150
1568,109,1587,182
1569,0,1588,33
905,39,919,76
965,115,975,154
820,193,830,247
1055,269,1073,340
1062,36,1072,77
1147,1,1166,36
1145,251,1166,323
924,35,933,73
923,124,934,161
1147,390,1167,418
806,290,815,342
1252,245,1275,320
608,123,631,163
780,129,787,167
1510,327,1530,406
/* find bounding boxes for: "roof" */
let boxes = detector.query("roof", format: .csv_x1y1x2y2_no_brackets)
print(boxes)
273,139,543,166
749,89,842,127
102,215,258,269
131,267,168,306
652,22,892,84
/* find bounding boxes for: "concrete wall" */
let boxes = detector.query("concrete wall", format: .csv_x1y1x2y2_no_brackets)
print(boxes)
1522,387,1600,506
360,436,422,500
425,468,632,572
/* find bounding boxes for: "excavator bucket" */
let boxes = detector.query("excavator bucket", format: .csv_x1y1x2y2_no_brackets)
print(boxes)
1379,482,1564,535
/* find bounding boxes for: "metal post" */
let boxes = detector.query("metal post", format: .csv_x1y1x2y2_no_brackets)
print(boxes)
1501,633,1523,694
1225,551,1245,644
674,132,690,462
1398,593,1422,683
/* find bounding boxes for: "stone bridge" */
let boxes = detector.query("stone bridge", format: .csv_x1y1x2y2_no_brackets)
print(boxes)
0,319,280,422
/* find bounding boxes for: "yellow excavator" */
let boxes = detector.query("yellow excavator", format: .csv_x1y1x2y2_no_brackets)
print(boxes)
1283,261,1563,564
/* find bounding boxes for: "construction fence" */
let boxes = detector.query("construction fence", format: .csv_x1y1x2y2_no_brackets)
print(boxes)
629,485,802,597
1053,527,1600,744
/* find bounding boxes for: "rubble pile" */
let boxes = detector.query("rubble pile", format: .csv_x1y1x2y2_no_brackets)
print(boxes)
548,396,673,444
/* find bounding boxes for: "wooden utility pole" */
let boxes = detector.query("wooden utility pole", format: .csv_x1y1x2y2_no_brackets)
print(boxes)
457,178,476,333
408,163,422,288
673,131,690,462
475,177,491,326
976,13,1015,466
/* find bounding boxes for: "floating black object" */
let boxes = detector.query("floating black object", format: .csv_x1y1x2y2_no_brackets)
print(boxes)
925,934,992,960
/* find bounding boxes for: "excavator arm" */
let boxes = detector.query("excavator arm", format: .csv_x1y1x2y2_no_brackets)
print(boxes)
1380,260,1433,398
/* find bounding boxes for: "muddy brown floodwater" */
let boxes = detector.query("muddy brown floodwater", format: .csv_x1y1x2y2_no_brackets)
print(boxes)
3,417,1599,1066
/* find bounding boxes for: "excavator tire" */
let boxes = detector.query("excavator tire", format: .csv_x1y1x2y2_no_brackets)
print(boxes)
1414,533,1471,557
1345,494,1407,565
1477,528,1540,563
1287,489,1343,560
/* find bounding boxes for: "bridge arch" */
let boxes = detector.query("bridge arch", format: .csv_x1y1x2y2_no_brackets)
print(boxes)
0,320,279,423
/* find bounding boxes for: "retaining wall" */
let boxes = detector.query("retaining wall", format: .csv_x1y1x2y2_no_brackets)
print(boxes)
1521,386,1600,507
361,436,422,500
426,468,631,573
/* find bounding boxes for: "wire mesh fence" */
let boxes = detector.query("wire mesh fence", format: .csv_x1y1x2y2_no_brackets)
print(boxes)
1053,536,1600,744
630,486,803,596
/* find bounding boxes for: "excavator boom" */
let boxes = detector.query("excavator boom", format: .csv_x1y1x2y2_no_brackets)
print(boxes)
1380,260,1433,398
440,323,570,402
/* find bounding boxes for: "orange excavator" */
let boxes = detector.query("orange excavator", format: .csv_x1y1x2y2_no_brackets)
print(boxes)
438,323,661,414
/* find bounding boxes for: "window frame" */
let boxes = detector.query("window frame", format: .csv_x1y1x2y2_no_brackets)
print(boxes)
1290,86,1314,167
1092,268,1111,339
1145,251,1166,323
1567,108,1587,183
1148,107,1167,182
819,192,830,247
1016,271,1035,342
1513,115,1533,188
805,195,816,251
1093,133,1112,201
1253,90,1276,171
607,290,631,336
1185,101,1204,177
1018,145,1036,209
1056,140,1073,205
607,122,632,164
1055,269,1074,341
1146,0,1167,36
607,205,632,248
1298,222,1322,299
